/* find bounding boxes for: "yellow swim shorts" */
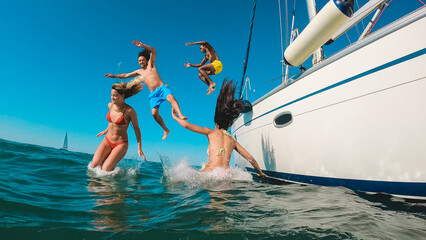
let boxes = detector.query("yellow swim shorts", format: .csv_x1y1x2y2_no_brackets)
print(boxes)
211,60,223,74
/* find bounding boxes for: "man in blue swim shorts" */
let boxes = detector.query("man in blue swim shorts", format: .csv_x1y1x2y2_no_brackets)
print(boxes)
105,40,187,140
149,84,172,109
185,41,222,96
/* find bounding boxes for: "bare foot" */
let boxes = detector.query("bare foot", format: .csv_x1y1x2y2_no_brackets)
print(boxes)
206,82,216,91
206,87,215,96
162,129,170,140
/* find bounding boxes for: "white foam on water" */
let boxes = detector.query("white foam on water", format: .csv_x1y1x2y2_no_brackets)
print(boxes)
87,160,142,178
162,160,253,189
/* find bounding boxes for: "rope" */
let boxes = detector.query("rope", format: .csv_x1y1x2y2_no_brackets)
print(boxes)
239,0,257,99
419,0,426,5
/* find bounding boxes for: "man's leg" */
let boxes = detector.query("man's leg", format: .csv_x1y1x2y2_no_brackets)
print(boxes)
198,73,210,87
166,94,187,120
152,107,170,140
198,64,216,91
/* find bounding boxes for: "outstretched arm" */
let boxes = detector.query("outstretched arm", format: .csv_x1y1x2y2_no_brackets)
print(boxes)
96,127,108,137
129,108,146,161
186,41,210,47
171,108,211,135
105,70,139,79
235,142,266,177
185,57,208,68
186,41,213,51
133,40,156,68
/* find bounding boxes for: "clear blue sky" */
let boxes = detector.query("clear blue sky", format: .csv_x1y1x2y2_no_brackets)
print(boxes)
0,0,422,164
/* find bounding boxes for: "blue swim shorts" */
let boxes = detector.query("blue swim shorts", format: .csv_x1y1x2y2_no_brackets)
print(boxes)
148,84,172,109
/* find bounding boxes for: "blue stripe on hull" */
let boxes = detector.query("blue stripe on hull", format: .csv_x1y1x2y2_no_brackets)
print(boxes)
234,48,426,133
246,168,426,197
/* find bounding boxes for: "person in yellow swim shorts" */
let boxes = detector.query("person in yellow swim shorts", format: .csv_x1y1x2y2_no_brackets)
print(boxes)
185,41,223,96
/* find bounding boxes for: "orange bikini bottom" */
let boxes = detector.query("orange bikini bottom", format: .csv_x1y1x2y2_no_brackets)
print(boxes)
105,136,128,149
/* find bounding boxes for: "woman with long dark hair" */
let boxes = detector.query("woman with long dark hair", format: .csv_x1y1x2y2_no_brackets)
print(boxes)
172,79,265,176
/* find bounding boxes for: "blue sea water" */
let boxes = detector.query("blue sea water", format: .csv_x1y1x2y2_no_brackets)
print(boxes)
0,138,425,240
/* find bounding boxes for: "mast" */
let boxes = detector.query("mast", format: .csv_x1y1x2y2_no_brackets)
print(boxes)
306,0,324,65
278,0,285,83
285,8,297,84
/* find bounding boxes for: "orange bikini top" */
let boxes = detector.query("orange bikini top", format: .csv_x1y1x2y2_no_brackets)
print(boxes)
107,106,127,125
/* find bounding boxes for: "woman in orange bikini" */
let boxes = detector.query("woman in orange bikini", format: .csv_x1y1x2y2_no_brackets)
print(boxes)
91,79,146,171
172,79,265,177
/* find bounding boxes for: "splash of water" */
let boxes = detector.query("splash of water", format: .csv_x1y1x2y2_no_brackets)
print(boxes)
160,154,253,189
87,158,143,177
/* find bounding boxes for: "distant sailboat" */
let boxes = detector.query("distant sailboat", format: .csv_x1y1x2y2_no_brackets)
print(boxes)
60,132,68,151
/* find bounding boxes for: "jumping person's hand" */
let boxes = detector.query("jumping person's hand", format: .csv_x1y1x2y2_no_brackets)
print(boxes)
139,149,147,162
133,40,143,47
257,172,267,178
105,73,114,78
184,61,191,68
96,130,107,137
185,42,192,46
171,108,179,120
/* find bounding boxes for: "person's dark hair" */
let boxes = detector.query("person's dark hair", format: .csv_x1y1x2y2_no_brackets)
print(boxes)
214,79,243,130
138,49,151,62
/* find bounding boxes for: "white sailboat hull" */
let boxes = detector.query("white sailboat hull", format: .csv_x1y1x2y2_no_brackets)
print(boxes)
231,7,426,199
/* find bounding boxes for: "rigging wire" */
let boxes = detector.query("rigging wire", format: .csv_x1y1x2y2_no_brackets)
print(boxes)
239,0,257,99
250,70,306,85
278,0,285,82
285,0,289,48
355,0,365,29
353,0,362,38
293,0,296,15
345,32,352,45
285,0,297,83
